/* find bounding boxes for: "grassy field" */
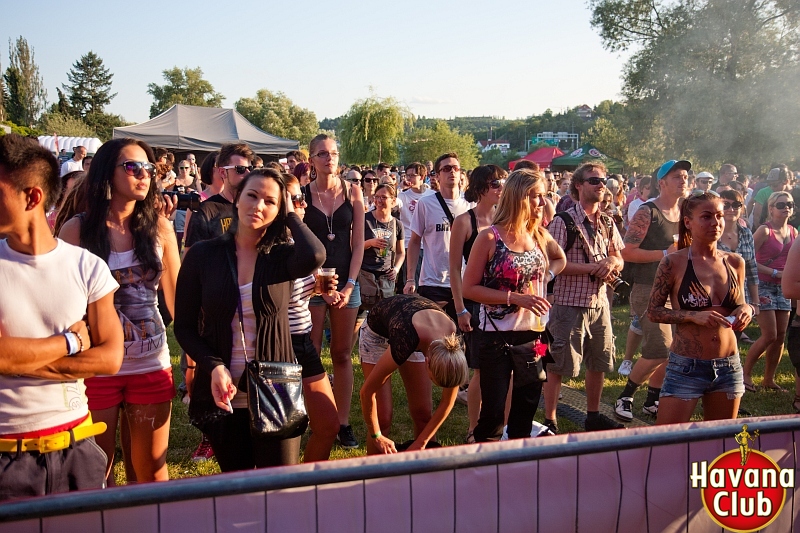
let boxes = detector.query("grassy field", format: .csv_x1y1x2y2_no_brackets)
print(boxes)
113,304,798,484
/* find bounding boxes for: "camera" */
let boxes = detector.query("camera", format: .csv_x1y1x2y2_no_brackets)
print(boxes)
607,275,630,293
162,189,201,211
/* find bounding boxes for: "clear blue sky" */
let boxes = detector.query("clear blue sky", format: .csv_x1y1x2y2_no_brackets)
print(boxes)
1,0,629,125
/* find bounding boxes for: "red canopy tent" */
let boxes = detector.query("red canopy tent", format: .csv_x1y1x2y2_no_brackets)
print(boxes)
509,146,565,170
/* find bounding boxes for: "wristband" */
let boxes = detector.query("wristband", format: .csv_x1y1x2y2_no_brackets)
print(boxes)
186,365,196,369
405,280,415,285
507,291,512,306
371,431,382,439
457,308,469,317
73,331,85,353
347,278,357,286
548,269,555,281
64,332,79,356
772,269,779,279
663,249,668,257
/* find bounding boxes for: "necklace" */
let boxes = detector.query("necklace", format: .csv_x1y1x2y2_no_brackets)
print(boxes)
315,181,337,241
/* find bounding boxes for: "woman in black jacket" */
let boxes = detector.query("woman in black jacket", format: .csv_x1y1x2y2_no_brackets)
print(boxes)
175,168,325,471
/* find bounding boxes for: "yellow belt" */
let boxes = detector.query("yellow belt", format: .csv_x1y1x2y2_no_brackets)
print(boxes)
0,415,107,454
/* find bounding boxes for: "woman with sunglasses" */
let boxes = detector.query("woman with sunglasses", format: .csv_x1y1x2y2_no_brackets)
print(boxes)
449,164,506,443
59,138,181,484
647,191,752,424
462,168,566,442
743,191,797,392
303,134,365,449
361,170,379,212
174,169,326,471
717,190,759,318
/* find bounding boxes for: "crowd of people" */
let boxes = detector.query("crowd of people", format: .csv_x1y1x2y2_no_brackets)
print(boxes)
1,131,799,501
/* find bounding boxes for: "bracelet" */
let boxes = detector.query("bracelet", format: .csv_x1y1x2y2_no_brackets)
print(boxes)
371,431,382,439
772,269,779,279
507,291,512,306
64,332,79,356
548,269,555,281
457,308,469,317
73,331,85,353
663,249,668,257
347,278,357,286
186,365,196,369
405,280,415,285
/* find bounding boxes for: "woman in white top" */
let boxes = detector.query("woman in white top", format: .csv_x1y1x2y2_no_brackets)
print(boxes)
60,138,181,484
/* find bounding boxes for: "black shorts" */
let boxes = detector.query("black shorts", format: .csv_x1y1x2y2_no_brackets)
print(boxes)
291,333,325,379
417,285,456,322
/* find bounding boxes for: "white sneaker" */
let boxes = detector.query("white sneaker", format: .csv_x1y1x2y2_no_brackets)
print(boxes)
642,401,659,416
618,360,633,376
614,397,634,422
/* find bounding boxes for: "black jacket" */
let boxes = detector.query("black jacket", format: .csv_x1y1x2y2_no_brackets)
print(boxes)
174,213,325,431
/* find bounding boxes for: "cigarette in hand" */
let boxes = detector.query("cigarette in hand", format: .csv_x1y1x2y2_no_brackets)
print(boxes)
225,397,233,413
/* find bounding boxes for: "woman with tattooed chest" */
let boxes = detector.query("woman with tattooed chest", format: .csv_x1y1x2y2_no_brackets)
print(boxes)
647,191,754,424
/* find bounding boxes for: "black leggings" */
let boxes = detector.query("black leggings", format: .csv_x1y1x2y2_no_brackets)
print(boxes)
474,329,543,442
205,409,301,472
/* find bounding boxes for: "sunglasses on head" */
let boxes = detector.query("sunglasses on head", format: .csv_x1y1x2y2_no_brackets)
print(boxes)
582,177,607,186
690,190,721,198
290,193,306,208
221,165,254,175
119,160,156,176
439,165,461,174
774,201,795,210
489,179,505,189
723,201,743,210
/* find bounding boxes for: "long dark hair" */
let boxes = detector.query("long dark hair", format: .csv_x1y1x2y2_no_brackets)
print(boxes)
230,168,290,253
80,138,162,275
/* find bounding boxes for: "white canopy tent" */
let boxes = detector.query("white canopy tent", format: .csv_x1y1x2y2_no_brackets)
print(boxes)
38,136,102,155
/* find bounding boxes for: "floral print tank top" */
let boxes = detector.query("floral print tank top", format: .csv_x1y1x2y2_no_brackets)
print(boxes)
480,226,546,331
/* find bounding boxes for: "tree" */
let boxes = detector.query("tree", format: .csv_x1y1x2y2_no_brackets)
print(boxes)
147,67,224,118
63,51,116,118
590,0,800,171
3,37,47,128
400,121,480,169
85,112,128,142
338,93,412,164
0,57,5,122
235,89,318,145
38,112,95,137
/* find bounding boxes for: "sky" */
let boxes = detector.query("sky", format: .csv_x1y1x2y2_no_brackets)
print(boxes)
1,0,631,125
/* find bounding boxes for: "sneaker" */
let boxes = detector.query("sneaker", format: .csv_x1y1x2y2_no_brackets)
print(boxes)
336,425,359,449
191,436,214,462
618,360,633,376
614,397,634,422
456,387,469,406
585,414,624,431
642,401,659,416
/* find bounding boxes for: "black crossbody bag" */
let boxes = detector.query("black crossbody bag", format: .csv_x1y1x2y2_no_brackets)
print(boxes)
484,311,547,387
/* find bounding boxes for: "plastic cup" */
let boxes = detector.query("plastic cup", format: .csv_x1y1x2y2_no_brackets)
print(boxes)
318,268,336,295
376,229,390,258
530,277,548,332
673,234,679,243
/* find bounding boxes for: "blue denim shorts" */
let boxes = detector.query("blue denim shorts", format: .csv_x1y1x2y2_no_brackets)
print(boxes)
759,281,791,312
661,352,744,400
309,282,361,309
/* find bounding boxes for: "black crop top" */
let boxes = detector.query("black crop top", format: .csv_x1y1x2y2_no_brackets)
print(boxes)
678,249,740,311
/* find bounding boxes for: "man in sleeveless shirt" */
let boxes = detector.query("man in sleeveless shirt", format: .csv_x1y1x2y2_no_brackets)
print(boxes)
0,134,123,499
614,160,690,422
545,162,625,433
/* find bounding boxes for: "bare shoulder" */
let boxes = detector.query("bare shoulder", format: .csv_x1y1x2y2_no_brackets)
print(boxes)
57,216,81,245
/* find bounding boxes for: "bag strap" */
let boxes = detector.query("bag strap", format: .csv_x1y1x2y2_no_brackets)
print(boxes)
483,309,511,347
225,248,249,364
435,192,455,225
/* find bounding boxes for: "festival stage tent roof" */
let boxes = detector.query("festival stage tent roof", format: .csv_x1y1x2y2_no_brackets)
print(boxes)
508,146,565,170
112,104,299,156
550,143,625,173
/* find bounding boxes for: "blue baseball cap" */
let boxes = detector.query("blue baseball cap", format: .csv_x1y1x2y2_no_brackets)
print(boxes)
656,160,692,180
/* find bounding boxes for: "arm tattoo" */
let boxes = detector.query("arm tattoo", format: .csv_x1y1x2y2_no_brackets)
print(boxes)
623,206,651,246
647,257,695,324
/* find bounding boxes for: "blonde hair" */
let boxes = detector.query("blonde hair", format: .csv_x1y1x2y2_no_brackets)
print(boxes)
492,168,549,256
428,333,468,388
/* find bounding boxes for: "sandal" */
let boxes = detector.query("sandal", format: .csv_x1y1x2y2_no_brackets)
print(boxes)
794,396,800,414
764,384,788,393
744,382,758,393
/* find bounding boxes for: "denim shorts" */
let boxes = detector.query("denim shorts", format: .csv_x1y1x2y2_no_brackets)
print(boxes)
758,281,791,312
661,352,744,400
309,282,361,309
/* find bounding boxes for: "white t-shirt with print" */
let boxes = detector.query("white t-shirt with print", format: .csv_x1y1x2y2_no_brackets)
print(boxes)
409,192,470,287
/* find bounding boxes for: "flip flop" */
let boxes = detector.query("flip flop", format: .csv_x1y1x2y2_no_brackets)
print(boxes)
764,384,788,393
744,382,758,393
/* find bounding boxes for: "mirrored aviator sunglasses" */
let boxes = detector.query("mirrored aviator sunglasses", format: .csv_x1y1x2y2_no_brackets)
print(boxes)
120,161,156,176
489,179,505,189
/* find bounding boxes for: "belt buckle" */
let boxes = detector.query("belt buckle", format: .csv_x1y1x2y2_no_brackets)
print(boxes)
38,432,69,453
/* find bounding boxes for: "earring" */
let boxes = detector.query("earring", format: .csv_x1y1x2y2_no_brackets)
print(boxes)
105,182,112,200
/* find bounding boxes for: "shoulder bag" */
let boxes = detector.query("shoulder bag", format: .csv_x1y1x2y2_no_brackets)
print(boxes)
484,311,547,388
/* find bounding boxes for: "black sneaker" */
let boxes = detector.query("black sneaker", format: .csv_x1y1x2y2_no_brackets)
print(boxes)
585,414,625,432
336,425,359,449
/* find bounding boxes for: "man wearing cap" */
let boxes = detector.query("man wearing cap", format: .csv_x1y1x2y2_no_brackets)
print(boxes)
0,134,123,499
614,159,690,422
695,171,715,193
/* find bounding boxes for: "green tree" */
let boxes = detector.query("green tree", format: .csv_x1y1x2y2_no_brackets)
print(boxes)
479,147,521,170
235,89,318,145
85,112,128,142
147,67,224,118
0,57,5,122
63,51,116,118
400,121,479,169
3,37,47,128
338,93,411,164
38,112,95,137
590,0,800,171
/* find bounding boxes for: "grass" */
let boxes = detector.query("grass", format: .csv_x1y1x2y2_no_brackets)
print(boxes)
112,304,798,484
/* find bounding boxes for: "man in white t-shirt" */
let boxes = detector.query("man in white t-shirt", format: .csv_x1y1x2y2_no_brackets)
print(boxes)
60,145,86,177
404,153,470,320
0,134,123,500
397,162,432,288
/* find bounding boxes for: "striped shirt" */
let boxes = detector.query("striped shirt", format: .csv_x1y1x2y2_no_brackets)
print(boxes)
230,283,256,409
716,223,758,304
289,275,316,335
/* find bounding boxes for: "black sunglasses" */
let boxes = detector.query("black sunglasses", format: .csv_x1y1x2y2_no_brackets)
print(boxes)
582,177,607,186
290,193,306,208
349,178,363,185
774,201,795,210
723,201,743,210
221,165,254,175
489,179,505,190
119,160,156,176
363,177,379,183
